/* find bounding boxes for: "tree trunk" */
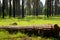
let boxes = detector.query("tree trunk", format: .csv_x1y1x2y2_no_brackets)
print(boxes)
45,0,51,17
13,0,15,18
2,0,8,18
15,0,20,17
51,0,53,16
2,0,5,18
9,0,11,18
33,0,36,15
36,0,39,16
26,0,31,15
0,1,2,17
55,0,58,15
22,0,24,18
17,0,20,17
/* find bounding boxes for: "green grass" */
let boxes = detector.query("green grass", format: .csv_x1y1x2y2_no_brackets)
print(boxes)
0,30,58,40
0,30,27,40
0,16,60,26
0,16,60,40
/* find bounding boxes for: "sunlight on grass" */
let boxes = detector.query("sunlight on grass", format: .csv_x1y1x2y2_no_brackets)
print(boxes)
0,16,60,27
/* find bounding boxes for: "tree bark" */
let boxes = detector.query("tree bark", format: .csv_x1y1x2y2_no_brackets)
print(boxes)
2,0,5,18
15,0,20,17
55,0,58,15
9,0,11,18
45,0,51,17
22,0,24,18
26,0,31,15
51,0,53,16
13,0,15,18
36,0,39,16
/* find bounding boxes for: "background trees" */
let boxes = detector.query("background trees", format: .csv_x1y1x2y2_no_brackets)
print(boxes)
44,0,60,17
0,0,60,18
55,0,60,15
32,0,43,16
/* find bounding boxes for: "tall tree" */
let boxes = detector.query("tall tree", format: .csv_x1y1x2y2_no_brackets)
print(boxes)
13,0,15,18
9,0,11,17
51,0,54,16
2,0,5,18
35,0,39,16
32,0,36,15
0,0,2,16
32,0,40,16
45,0,51,17
2,0,8,18
55,0,57,15
22,0,24,18
57,0,60,15
5,0,8,15
55,0,59,15
26,0,31,15
15,0,20,17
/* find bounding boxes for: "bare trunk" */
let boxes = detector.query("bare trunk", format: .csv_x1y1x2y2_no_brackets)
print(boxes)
26,0,31,15
15,0,20,17
13,0,15,18
9,0,11,17
22,0,24,18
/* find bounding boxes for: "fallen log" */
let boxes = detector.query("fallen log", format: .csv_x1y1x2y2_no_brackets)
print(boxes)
0,24,59,37
0,24,56,30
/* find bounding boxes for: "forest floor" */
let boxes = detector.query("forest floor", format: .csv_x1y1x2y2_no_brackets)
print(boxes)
0,16,60,40
0,29,60,40
0,16,60,26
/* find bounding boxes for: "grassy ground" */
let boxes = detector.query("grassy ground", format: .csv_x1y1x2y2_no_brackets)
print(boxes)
0,29,59,40
0,16,60,26
0,16,60,40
